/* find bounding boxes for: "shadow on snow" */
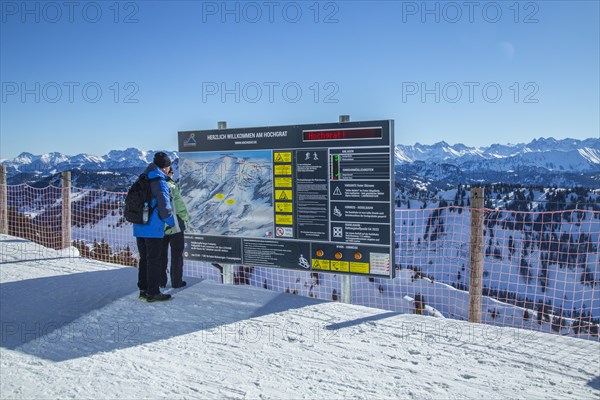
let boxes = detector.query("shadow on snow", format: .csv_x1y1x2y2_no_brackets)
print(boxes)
0,266,326,362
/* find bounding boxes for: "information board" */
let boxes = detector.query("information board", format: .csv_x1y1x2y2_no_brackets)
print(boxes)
178,120,395,277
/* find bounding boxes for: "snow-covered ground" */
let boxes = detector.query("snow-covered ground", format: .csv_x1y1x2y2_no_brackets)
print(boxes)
1,235,599,399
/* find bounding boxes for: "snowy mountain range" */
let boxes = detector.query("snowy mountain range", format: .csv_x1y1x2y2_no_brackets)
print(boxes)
1,148,179,191
2,137,598,190
395,137,600,165
2,148,178,175
395,137,599,190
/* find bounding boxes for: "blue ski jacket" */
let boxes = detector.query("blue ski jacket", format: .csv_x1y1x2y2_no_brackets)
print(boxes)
133,163,175,238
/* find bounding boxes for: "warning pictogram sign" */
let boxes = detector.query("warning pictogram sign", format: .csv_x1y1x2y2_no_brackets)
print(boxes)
274,152,292,163
274,165,292,175
312,259,330,270
276,190,292,200
274,177,292,188
275,214,293,225
276,202,293,212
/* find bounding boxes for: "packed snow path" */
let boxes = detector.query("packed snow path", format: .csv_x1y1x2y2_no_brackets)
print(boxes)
1,235,599,399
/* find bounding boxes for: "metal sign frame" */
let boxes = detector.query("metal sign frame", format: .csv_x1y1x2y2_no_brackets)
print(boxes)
178,119,395,278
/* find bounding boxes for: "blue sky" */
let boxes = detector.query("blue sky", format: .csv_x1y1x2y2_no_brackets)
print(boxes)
1,0,599,159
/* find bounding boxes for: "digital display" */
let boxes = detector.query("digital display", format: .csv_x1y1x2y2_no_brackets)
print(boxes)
303,128,382,142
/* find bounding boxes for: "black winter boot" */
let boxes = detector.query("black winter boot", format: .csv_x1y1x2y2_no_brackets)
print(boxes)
146,293,172,303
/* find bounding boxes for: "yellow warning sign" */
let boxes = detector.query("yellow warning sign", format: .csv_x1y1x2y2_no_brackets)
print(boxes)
312,259,330,270
215,193,225,200
225,199,235,205
275,214,293,225
275,190,292,200
274,177,292,188
274,152,292,163
275,202,293,213
274,165,292,175
331,261,349,272
350,262,369,274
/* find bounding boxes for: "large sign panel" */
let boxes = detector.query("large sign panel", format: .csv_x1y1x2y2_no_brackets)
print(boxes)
178,120,395,277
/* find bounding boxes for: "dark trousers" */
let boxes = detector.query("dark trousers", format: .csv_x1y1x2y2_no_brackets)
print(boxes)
160,231,185,287
136,237,163,296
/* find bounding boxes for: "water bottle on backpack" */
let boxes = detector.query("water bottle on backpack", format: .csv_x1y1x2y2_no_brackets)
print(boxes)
142,202,149,224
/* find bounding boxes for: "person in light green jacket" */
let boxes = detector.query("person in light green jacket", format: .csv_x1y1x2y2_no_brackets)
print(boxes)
159,167,190,288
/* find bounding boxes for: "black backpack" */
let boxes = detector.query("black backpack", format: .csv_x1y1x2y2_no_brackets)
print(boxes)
124,174,160,224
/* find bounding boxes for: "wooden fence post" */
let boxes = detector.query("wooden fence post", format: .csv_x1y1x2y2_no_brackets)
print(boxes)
469,187,485,323
0,166,7,235
61,171,72,249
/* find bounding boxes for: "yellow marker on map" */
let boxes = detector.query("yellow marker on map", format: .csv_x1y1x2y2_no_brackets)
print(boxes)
225,199,235,205
215,194,225,200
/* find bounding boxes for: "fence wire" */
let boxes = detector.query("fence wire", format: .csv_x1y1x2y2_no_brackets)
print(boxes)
3,184,599,340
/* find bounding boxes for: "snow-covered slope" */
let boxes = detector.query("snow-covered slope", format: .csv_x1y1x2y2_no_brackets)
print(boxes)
180,153,273,237
1,235,599,399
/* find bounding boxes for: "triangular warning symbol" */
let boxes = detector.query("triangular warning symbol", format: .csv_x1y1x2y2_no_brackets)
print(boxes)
313,260,320,268
278,191,289,200
333,187,342,196
275,154,283,162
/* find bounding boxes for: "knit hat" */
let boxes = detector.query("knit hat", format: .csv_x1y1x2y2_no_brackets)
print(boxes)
153,152,172,168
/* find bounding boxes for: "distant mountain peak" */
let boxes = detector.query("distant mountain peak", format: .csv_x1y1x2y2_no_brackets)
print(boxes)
2,138,598,189
395,137,599,190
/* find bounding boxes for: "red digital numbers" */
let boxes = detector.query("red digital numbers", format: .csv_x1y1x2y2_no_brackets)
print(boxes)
303,128,382,141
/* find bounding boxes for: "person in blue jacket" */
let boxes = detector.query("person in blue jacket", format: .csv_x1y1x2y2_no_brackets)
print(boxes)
134,151,176,302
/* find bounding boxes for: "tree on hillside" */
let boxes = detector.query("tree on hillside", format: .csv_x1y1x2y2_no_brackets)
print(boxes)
88,239,112,262
414,293,425,315
71,240,91,258
113,245,138,267
580,267,596,288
